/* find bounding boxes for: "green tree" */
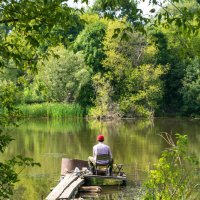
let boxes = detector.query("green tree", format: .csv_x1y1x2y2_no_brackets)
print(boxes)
152,0,200,35
72,15,108,105
101,19,165,117
150,31,185,114
0,0,87,198
182,57,200,116
89,73,122,119
25,45,91,105
91,0,143,25
148,0,200,115
0,0,85,71
0,80,40,199
73,18,107,73
102,19,147,98
120,64,167,118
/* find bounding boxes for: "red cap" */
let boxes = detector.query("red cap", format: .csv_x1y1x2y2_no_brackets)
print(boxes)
97,135,104,142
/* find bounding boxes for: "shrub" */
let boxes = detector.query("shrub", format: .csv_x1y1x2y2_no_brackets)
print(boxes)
143,133,199,200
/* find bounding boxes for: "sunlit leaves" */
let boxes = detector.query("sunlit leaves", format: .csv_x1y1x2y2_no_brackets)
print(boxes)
30,45,91,104
88,73,119,119
0,80,41,199
0,134,13,153
120,64,167,117
91,0,145,27
0,0,83,71
153,0,200,35
0,1,87,199
144,133,199,199
96,0,200,35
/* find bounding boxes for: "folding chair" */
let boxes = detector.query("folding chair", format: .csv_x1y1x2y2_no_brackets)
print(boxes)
95,154,111,176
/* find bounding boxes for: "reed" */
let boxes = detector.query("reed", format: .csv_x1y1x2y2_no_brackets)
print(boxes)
19,103,84,118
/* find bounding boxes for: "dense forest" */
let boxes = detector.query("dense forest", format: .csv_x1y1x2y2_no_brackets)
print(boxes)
1,0,200,119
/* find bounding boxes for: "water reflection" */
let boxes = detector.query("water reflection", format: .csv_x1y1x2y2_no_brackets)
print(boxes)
2,118,199,199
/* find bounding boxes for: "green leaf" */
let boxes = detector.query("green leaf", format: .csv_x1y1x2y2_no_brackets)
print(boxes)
175,18,182,27
150,8,156,13
26,35,40,47
157,13,162,24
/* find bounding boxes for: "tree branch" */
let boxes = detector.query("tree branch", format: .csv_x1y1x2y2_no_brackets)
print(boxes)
0,18,19,24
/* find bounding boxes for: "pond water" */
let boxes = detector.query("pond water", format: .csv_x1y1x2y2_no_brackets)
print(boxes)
3,118,200,199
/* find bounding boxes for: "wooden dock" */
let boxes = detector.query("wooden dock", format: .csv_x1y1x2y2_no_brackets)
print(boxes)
46,158,127,199
83,174,126,181
46,173,84,200
46,172,126,200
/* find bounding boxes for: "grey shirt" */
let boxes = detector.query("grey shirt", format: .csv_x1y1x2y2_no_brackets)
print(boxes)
93,142,112,164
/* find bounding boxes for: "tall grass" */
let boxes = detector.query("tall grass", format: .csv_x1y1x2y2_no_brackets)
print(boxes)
19,103,84,118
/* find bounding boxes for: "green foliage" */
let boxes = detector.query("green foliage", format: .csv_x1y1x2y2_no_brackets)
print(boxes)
102,19,147,96
149,0,200,35
70,17,109,106
0,1,86,198
19,103,84,118
143,133,199,200
0,0,84,71
1,1,200,196
0,81,40,199
88,73,121,119
23,82,47,104
151,32,170,65
0,81,21,154
91,0,200,35
91,0,144,25
101,19,165,118
182,57,200,116
120,64,167,118
24,45,92,105
0,80,21,129
73,20,106,73
149,30,186,114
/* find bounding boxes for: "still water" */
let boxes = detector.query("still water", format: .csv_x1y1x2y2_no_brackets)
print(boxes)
3,118,200,199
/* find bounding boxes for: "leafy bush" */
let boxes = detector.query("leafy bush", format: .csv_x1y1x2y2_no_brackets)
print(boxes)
120,65,168,118
23,46,91,105
143,133,199,200
88,73,122,119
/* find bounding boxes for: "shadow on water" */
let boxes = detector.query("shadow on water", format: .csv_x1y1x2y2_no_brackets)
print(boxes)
3,118,200,200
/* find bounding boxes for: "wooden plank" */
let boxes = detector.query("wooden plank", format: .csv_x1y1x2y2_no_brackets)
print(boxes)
83,174,126,180
46,174,79,200
79,186,102,193
59,177,84,199
79,193,100,198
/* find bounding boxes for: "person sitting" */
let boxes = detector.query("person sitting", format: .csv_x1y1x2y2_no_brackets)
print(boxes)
88,134,113,175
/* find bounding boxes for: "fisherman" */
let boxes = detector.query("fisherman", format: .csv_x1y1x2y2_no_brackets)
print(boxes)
88,134,113,175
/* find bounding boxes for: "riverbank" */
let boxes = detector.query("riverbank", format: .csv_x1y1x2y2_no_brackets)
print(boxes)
18,103,198,119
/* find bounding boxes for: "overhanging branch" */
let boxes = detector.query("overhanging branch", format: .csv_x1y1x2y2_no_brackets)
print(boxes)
0,18,19,24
